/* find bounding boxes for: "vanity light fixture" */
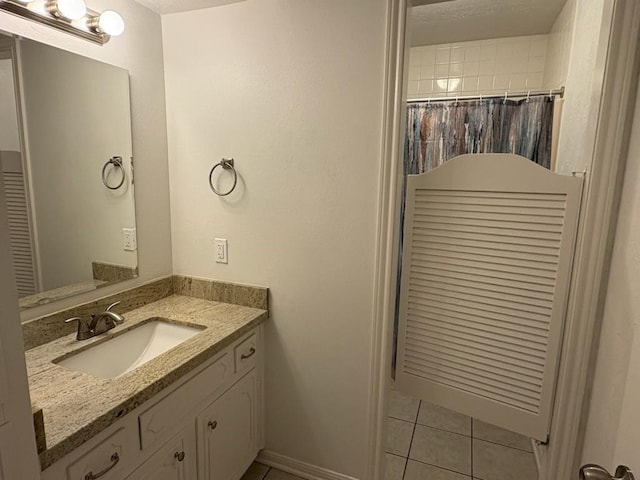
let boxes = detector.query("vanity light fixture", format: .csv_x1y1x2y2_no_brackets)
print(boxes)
88,10,125,37
47,0,86,21
0,0,124,45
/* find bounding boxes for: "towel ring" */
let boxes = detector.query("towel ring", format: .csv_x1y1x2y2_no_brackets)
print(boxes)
102,156,125,190
209,158,238,196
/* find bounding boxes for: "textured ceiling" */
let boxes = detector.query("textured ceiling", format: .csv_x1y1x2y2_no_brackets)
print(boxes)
134,0,247,14
411,0,568,46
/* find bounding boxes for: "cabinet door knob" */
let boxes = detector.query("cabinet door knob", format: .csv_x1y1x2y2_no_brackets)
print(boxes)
174,451,185,462
208,420,218,430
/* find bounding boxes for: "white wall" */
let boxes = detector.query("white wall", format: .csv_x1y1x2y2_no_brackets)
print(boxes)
0,59,20,152
162,0,388,477
19,39,136,290
408,35,549,99
0,0,173,321
543,0,575,90
581,81,640,474
553,0,607,175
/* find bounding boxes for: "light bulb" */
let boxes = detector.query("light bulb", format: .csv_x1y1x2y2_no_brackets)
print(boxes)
54,0,86,20
97,10,124,36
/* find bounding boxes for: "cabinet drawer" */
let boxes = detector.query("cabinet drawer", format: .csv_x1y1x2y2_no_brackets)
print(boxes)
125,427,196,480
139,352,233,451
67,428,132,480
234,333,257,376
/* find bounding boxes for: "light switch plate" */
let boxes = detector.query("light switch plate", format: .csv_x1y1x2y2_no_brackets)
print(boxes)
215,238,228,264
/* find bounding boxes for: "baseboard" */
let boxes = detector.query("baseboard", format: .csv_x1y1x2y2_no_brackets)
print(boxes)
257,450,359,480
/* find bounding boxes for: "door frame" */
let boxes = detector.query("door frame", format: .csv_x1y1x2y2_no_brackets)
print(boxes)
366,0,640,478
0,165,41,478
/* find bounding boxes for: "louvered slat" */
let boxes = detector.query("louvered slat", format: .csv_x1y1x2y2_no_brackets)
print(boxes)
2,170,36,296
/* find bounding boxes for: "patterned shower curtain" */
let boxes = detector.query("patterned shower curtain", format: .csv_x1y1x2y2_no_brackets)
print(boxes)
393,96,556,371
404,96,555,175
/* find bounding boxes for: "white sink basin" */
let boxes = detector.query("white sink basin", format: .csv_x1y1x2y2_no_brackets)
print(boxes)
54,319,205,379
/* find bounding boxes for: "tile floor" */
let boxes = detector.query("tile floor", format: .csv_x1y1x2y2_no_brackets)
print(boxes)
385,390,538,480
241,462,306,480
240,390,538,480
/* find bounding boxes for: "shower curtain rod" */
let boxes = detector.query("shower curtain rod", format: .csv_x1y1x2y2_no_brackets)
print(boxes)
407,86,565,104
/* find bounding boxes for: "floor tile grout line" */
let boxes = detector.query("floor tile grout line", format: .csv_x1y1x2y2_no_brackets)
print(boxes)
473,436,535,453
402,400,421,480
418,423,472,437
413,422,472,438
407,456,473,478
262,466,271,480
471,417,474,478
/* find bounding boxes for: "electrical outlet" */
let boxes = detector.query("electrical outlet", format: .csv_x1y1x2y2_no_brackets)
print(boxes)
122,228,137,251
215,238,228,264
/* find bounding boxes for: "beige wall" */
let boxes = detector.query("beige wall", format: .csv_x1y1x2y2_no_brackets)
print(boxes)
554,0,607,175
0,0,173,321
162,0,388,477
581,80,640,474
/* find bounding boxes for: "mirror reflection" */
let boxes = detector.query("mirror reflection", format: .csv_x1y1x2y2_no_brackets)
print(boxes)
0,33,137,310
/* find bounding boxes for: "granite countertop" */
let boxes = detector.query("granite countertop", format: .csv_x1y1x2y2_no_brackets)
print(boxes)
26,294,268,470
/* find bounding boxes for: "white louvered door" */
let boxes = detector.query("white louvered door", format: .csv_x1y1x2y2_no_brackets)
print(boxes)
396,153,582,440
0,151,36,296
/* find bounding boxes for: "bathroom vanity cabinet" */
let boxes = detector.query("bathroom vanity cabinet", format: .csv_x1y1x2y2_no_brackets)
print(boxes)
40,325,263,480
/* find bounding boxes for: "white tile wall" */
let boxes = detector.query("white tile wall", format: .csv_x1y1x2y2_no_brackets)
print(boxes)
543,0,575,90
408,35,549,100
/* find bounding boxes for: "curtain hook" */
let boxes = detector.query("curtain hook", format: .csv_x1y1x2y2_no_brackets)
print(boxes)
526,90,531,103
503,91,508,104
549,89,553,100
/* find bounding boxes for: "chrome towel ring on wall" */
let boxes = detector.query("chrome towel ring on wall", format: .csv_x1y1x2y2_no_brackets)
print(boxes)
102,156,126,190
209,157,238,196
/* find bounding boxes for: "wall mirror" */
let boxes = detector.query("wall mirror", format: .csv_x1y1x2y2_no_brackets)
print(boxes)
0,32,137,311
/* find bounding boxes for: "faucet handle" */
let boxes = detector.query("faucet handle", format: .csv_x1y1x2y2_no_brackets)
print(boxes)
64,316,92,340
65,316,83,324
106,301,121,312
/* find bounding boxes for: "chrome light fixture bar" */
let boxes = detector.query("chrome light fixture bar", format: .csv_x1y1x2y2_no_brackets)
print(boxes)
0,0,124,45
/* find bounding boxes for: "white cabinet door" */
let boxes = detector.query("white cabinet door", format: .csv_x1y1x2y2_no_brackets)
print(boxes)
198,370,258,480
126,427,196,480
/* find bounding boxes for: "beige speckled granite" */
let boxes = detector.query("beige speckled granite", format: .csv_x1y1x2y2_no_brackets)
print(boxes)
32,405,46,454
22,275,268,350
173,275,269,310
22,277,174,350
27,294,268,470
92,261,139,283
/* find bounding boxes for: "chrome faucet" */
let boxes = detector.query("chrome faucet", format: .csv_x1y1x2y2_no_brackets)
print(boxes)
65,302,125,340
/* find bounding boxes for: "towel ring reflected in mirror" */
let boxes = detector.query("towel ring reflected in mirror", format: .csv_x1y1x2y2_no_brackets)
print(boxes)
102,156,126,190
209,157,238,196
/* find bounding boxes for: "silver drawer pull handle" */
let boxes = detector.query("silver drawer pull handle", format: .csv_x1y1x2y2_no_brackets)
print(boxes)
85,452,119,480
241,347,256,360
208,420,218,430
174,451,185,462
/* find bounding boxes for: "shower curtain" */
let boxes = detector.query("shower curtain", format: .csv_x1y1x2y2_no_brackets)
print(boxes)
404,96,555,175
393,95,557,371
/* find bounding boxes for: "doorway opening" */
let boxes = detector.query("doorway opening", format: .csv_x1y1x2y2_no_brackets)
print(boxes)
374,0,640,479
